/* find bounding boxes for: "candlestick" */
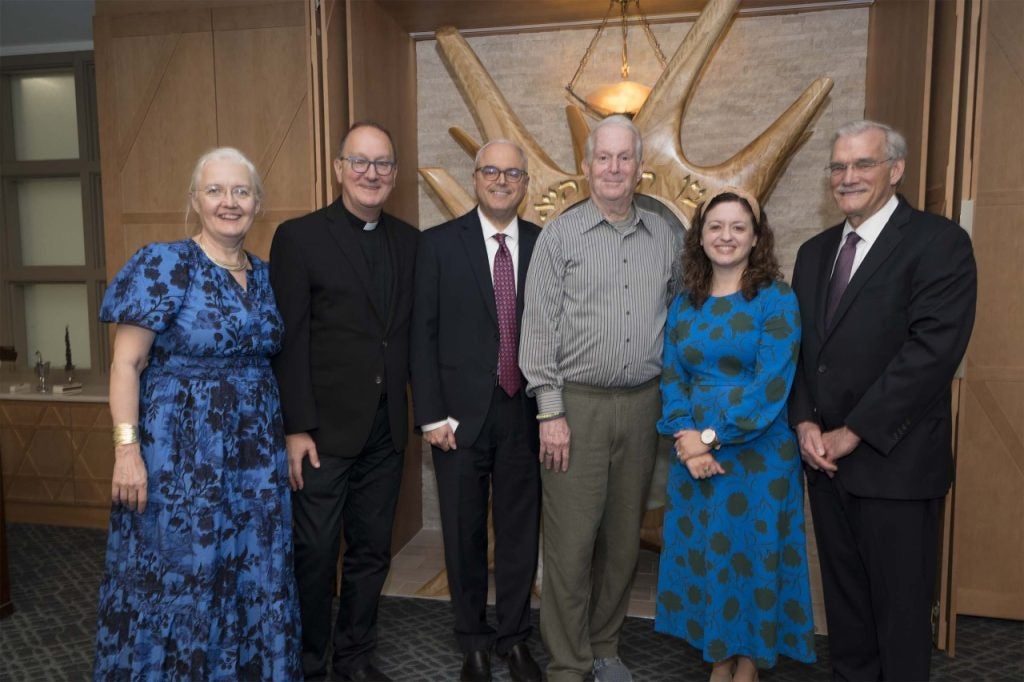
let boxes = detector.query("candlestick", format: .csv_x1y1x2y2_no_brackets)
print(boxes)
65,325,73,370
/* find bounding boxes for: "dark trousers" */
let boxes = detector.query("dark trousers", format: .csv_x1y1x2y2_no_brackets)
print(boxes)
807,473,942,682
433,387,540,655
292,401,404,677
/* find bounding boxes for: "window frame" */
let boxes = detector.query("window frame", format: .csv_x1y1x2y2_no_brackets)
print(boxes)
0,51,108,381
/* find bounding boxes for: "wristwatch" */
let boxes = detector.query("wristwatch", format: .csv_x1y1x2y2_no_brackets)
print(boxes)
700,428,721,450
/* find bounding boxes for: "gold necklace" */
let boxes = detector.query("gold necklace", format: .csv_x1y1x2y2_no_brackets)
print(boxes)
196,234,249,272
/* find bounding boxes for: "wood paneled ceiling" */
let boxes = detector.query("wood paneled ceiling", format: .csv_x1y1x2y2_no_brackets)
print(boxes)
376,0,870,37
95,0,871,37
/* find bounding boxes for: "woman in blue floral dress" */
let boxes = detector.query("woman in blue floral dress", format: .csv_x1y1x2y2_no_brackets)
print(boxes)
93,148,301,680
655,188,815,681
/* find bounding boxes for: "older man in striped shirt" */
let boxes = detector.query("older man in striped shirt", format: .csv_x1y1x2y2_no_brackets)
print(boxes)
520,115,679,682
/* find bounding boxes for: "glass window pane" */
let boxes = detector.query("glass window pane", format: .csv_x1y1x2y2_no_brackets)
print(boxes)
17,177,86,266
23,284,91,371
10,72,79,160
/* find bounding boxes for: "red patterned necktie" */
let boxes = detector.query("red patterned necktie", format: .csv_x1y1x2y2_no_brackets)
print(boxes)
493,233,521,397
825,231,861,328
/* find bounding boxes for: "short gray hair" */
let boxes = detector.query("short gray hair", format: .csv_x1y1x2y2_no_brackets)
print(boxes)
474,139,528,172
189,147,264,201
584,114,643,165
832,120,908,162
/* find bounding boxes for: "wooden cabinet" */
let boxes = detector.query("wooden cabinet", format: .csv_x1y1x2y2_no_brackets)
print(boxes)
0,399,114,528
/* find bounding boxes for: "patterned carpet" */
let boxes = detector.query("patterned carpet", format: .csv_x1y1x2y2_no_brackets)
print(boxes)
1,523,1022,681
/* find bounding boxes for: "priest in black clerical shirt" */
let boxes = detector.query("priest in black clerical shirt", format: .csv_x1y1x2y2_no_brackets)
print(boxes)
270,122,418,682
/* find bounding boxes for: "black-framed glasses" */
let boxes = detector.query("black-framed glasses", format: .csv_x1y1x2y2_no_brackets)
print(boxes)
475,165,527,183
825,158,893,177
342,156,396,176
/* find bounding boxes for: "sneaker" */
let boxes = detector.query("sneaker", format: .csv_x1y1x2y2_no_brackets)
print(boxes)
593,656,633,682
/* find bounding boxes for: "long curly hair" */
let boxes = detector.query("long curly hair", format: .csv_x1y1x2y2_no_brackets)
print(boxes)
681,192,782,308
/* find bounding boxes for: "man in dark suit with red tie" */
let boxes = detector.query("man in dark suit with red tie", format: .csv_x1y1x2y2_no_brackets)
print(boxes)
789,120,977,681
271,122,418,682
411,140,543,682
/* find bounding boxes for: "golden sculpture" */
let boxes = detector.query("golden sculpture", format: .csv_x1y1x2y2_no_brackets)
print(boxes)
419,0,833,227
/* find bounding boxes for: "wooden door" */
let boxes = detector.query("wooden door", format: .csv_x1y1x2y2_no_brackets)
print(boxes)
948,0,1024,651
865,0,936,209
316,0,349,204
94,0,316,270
345,0,418,226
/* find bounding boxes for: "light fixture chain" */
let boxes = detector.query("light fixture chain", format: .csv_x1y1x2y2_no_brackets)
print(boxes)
620,0,630,80
636,0,668,68
566,0,617,93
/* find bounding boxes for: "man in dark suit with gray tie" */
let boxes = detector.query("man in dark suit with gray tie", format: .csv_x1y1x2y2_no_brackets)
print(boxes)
271,122,418,682
789,120,977,681
411,140,543,682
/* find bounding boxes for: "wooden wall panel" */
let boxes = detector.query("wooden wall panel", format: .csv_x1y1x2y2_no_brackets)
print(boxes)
924,0,964,218
213,3,315,215
950,0,1024,637
118,33,218,215
96,1,316,275
320,0,349,204
865,0,934,208
347,0,418,226
952,380,1024,619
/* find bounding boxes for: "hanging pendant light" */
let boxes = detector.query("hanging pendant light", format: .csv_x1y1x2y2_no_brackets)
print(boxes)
566,0,668,118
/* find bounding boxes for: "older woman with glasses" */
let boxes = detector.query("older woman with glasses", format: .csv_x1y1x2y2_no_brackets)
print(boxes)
93,147,301,680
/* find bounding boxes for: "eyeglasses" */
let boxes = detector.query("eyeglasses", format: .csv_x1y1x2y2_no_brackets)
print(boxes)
475,166,528,183
199,185,254,200
342,156,397,176
826,158,893,177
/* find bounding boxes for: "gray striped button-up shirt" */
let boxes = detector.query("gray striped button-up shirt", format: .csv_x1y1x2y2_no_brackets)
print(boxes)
520,198,680,415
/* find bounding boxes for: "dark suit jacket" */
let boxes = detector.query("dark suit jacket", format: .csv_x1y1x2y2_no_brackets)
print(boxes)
789,196,977,500
270,197,418,456
410,209,541,449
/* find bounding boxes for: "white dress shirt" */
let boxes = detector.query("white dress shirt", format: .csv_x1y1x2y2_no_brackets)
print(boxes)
833,194,899,278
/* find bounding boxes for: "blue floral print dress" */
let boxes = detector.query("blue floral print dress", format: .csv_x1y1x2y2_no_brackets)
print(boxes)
93,240,301,681
655,281,816,668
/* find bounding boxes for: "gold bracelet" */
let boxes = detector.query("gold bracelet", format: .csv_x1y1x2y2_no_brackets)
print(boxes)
112,423,139,447
536,411,566,422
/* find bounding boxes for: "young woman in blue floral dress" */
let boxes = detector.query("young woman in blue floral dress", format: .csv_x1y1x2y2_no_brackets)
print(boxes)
93,148,301,680
656,188,816,682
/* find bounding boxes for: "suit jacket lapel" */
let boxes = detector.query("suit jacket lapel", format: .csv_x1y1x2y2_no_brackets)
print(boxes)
823,200,910,340
324,199,386,324
460,210,499,328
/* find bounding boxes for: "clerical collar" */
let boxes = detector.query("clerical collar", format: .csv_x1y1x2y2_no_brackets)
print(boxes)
342,204,382,232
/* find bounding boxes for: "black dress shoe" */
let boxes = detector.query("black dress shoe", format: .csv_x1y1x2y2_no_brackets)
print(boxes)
503,642,542,682
335,663,393,682
460,649,492,682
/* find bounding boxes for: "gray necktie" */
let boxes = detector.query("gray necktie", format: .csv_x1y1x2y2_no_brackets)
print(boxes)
825,231,860,327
